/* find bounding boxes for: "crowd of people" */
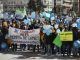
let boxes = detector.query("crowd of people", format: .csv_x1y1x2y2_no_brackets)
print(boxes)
0,10,80,57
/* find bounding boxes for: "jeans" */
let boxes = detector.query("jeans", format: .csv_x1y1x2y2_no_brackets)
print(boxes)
33,45,36,52
44,44,52,55
20,44,26,51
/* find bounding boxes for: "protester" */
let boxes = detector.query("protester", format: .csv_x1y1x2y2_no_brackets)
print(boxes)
0,10,80,57
50,28,57,54
0,29,3,51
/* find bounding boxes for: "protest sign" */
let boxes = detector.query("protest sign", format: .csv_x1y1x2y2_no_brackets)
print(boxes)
53,35,62,48
9,27,40,45
59,32,73,41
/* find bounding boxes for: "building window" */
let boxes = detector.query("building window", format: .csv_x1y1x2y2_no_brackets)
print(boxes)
14,1,16,4
0,7,1,9
8,2,11,4
3,2,6,4
44,0,46,3
4,6,7,9
21,1,23,4
1,2,3,4
57,0,61,1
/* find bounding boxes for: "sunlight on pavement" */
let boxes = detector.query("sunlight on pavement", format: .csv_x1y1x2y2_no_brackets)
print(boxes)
0,53,22,60
0,53,79,60
0,53,60,60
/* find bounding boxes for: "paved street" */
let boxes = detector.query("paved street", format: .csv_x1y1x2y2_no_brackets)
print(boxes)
0,51,80,60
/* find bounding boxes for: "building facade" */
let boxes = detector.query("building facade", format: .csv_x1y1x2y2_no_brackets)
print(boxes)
73,0,80,16
0,0,29,12
0,0,80,16
41,0,54,11
78,0,80,16
0,1,3,13
55,0,73,14
0,1,3,19
42,0,73,13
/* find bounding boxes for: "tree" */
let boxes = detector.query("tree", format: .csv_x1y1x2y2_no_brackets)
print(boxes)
28,0,45,12
54,0,56,13
28,0,36,11
36,0,45,12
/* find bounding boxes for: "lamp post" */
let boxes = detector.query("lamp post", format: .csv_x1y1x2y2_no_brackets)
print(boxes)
54,0,56,14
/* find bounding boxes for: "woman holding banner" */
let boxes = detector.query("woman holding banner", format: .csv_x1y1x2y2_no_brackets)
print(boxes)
50,28,57,55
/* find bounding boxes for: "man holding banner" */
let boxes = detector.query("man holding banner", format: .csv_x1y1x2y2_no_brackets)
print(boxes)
60,31,73,56
53,31,73,56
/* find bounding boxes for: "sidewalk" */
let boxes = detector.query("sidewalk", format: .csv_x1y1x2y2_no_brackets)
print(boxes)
0,51,79,60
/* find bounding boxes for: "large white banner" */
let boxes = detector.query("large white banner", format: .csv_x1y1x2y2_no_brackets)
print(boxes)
9,27,40,45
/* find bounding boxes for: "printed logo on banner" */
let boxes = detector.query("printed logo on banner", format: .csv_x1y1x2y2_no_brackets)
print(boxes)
14,29,19,33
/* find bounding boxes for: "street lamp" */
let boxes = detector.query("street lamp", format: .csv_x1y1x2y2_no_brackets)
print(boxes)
54,0,56,14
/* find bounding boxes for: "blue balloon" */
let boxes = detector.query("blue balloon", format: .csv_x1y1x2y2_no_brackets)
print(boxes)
74,42,78,48
1,42,7,49
50,17,55,20
46,32,50,36
77,22,80,29
43,29,52,36
43,29,47,33
23,19,30,25
73,40,80,48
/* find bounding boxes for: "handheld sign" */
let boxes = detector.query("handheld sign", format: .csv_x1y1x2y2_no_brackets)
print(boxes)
59,32,73,41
